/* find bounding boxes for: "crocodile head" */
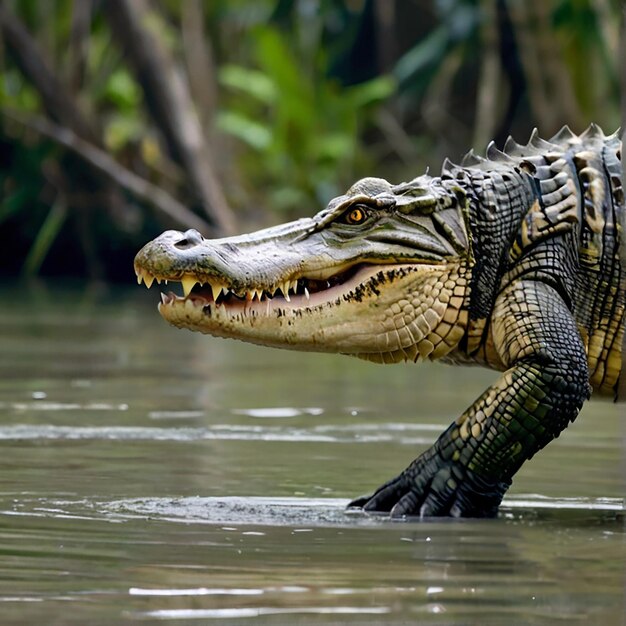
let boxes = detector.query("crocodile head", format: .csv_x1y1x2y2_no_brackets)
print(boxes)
134,176,473,363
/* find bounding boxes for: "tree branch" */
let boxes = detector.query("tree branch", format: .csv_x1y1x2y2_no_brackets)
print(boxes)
474,0,502,149
506,0,554,130
181,0,218,131
4,109,212,234
0,3,97,143
104,0,236,234
68,0,94,93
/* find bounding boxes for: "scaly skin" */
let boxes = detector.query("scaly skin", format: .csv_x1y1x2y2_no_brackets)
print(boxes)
134,125,625,518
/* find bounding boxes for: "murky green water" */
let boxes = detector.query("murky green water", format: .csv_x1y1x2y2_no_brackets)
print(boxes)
0,282,624,625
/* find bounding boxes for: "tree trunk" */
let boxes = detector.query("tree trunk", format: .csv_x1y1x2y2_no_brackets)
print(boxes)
104,0,236,235
0,3,96,143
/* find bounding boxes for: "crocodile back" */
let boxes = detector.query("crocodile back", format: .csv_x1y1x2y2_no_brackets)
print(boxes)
461,126,625,400
520,127,624,400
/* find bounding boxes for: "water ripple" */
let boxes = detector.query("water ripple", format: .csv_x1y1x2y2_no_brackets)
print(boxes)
0,424,437,445
137,606,391,619
2,495,622,528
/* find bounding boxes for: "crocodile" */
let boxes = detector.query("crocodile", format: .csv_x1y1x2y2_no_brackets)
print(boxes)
134,125,625,518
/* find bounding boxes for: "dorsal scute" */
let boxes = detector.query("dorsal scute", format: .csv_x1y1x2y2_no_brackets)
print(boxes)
442,125,619,186
459,143,519,173
459,149,486,168
604,128,621,152
550,125,578,145
441,156,455,174
579,123,605,141
441,156,467,178
503,135,525,157
486,141,514,163
504,131,559,158
528,128,557,151
506,123,622,275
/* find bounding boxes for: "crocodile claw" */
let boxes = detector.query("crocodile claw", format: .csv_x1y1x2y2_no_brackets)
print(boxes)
347,447,510,518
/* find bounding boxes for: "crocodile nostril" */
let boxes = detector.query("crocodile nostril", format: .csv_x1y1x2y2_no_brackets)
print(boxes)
174,229,204,249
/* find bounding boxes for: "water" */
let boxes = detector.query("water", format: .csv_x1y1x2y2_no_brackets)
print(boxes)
0,282,624,625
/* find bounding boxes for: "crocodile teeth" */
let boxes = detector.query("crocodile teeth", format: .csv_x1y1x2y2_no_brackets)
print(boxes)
159,292,175,306
136,271,155,288
210,282,225,302
304,286,310,301
181,275,198,297
281,281,291,302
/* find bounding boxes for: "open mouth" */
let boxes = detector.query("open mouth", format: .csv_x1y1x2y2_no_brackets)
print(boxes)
134,262,372,309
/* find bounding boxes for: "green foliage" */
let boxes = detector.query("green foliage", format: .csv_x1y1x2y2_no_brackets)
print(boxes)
21,195,68,277
0,70,40,110
0,0,621,279
217,26,395,213
394,0,480,89
553,0,619,121
101,69,142,110
0,137,61,276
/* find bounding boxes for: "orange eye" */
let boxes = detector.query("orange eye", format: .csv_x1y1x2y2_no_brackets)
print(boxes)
344,207,368,225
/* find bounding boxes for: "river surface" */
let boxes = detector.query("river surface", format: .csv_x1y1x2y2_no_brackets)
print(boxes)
0,282,624,625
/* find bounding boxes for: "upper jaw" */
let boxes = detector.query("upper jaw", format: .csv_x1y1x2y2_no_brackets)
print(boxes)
132,215,446,309
133,227,377,306
133,225,306,300
135,255,374,307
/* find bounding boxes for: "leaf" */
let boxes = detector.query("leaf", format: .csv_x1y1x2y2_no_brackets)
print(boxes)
311,132,354,161
219,64,277,105
0,70,40,110
254,28,305,97
393,26,449,85
104,116,143,151
269,186,312,212
253,26,314,127
216,111,272,150
348,75,396,108
0,188,30,226
22,195,69,277
103,69,142,110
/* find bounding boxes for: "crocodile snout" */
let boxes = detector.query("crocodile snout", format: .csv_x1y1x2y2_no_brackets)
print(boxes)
173,229,205,250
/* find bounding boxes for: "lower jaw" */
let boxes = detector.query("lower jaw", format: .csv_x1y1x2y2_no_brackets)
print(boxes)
156,279,367,347
155,262,443,354
157,295,347,351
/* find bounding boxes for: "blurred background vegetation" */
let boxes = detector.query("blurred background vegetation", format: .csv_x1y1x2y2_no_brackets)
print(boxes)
0,0,620,282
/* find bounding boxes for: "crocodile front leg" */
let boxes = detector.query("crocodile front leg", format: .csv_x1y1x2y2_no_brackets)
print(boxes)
349,280,591,518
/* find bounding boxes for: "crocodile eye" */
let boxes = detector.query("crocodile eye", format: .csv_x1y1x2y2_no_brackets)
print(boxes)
341,206,369,225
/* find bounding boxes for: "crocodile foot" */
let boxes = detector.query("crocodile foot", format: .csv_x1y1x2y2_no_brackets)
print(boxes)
347,449,510,518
